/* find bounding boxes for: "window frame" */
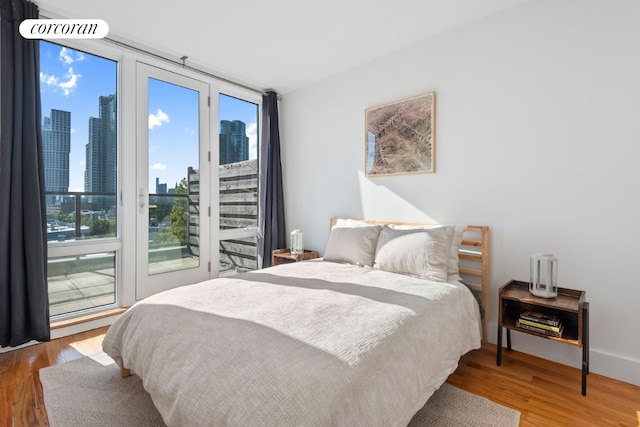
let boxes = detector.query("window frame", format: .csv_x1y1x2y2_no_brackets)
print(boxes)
41,38,124,321
215,89,261,278
217,88,261,243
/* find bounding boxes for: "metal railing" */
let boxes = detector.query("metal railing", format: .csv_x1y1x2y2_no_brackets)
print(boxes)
47,161,259,316
45,191,117,241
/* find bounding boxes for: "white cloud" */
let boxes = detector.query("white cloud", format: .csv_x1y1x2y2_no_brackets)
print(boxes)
40,72,59,86
58,67,81,96
41,47,85,96
149,109,169,129
59,47,74,64
58,47,85,64
246,122,258,160
152,163,167,171
40,67,80,96
79,160,85,166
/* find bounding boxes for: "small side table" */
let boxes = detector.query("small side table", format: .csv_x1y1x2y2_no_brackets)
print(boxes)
272,248,318,266
497,280,589,395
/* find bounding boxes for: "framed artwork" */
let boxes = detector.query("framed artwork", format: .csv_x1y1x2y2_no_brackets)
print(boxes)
365,91,435,177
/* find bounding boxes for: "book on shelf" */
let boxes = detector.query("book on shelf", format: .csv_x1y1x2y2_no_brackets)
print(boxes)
517,318,562,332
520,310,560,327
516,320,563,338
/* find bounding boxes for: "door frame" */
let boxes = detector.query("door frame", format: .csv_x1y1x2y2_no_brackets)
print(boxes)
135,62,213,300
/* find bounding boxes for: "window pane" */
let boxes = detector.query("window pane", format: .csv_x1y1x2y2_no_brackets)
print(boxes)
46,194,117,242
148,78,200,275
40,41,118,241
41,41,118,318
48,251,115,316
219,94,259,274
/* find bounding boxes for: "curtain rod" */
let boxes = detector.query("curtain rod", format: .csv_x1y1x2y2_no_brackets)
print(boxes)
105,36,275,98
38,11,279,99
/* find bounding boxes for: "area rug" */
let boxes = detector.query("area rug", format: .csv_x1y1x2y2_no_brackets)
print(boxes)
40,352,520,427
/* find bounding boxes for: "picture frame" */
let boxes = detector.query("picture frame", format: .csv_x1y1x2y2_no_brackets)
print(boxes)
365,91,435,177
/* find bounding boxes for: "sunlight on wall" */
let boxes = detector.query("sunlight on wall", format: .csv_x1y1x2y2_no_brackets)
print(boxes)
357,170,438,223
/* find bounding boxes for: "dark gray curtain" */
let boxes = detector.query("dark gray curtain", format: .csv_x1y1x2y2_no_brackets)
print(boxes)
258,91,285,268
0,0,50,347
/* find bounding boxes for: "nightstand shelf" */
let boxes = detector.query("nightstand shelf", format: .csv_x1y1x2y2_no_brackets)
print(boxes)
271,249,318,266
497,280,589,395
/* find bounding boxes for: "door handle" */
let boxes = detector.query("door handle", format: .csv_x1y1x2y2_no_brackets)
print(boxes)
139,188,147,213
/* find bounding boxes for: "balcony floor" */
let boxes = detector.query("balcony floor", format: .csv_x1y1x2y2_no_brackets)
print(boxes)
48,258,239,317
49,268,116,317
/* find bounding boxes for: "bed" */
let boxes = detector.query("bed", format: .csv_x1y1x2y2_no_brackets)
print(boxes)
102,220,489,427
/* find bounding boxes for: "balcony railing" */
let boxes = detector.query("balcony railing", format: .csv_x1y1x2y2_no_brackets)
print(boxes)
45,191,117,241
48,159,259,316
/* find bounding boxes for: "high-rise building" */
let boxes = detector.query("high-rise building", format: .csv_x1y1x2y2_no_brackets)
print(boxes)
85,94,117,210
219,120,249,165
43,109,71,194
155,177,167,194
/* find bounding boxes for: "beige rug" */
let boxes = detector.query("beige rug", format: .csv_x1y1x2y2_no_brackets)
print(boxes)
40,353,520,427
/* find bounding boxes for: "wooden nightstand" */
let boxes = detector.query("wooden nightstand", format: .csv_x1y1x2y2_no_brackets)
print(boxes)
271,249,318,266
497,280,589,395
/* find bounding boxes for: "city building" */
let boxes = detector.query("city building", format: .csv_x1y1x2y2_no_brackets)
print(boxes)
155,177,168,194
42,109,71,196
219,119,249,165
84,94,117,210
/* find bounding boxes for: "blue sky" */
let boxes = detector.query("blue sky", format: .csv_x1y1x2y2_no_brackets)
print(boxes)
39,41,258,193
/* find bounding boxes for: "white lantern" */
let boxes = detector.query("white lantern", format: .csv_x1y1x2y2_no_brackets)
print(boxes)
529,253,558,298
290,230,304,255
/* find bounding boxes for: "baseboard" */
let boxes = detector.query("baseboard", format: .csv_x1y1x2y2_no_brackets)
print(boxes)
50,312,122,340
588,348,640,387
488,320,640,387
0,312,123,354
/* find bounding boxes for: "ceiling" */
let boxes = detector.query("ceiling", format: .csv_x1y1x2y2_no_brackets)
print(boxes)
36,0,526,94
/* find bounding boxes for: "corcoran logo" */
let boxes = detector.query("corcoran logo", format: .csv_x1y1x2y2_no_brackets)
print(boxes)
19,19,109,39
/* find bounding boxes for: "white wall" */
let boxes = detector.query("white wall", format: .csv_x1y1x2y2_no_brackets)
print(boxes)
281,0,640,386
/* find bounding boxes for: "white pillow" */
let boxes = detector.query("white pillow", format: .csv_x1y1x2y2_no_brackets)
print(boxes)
389,223,466,281
374,225,455,282
323,225,383,267
448,225,466,281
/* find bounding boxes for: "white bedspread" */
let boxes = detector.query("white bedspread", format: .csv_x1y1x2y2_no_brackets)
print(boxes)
103,260,481,427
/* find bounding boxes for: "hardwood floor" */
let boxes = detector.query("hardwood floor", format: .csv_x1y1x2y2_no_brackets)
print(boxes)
0,327,106,427
1,328,638,426
448,344,640,427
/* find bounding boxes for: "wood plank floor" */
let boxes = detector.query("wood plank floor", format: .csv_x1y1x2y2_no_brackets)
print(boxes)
449,343,640,427
1,327,639,426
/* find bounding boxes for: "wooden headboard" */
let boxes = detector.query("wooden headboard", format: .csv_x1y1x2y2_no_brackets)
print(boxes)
329,219,489,341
